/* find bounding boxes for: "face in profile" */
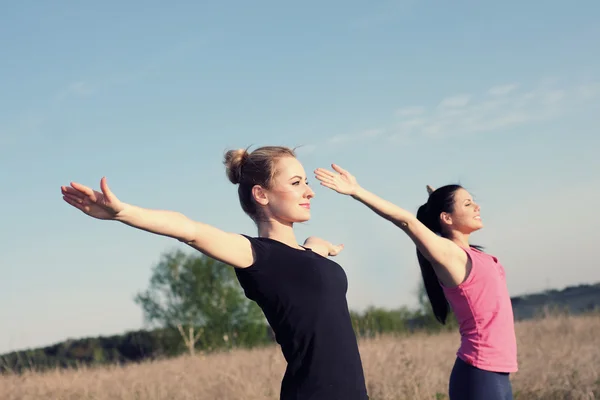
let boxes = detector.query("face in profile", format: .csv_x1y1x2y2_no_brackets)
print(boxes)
444,188,483,234
255,156,314,224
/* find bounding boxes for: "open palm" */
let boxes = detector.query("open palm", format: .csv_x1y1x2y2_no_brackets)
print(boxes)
61,177,125,220
314,164,359,196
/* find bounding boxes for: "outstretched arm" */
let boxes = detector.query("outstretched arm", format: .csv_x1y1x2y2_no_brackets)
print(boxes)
61,177,254,268
314,165,464,268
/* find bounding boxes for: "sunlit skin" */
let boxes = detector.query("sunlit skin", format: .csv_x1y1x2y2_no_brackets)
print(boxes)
425,185,483,248
438,188,483,246
251,156,342,254
313,164,482,287
254,157,314,224
60,156,343,262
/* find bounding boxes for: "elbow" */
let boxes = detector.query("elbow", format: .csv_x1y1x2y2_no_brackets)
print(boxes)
391,213,416,230
176,215,201,244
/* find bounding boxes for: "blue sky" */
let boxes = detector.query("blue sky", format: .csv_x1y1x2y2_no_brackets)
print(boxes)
1,1,599,353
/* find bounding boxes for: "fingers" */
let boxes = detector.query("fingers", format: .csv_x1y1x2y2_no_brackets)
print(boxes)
314,169,336,184
69,181,98,202
100,177,114,200
319,181,337,191
63,192,84,204
330,243,344,256
331,163,348,175
62,195,87,212
61,185,85,200
314,168,336,178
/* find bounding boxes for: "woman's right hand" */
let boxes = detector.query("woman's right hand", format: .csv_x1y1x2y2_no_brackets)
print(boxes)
314,164,361,196
61,177,125,220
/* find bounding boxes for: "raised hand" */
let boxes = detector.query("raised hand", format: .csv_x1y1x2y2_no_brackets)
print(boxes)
329,244,344,256
314,164,359,196
303,236,345,257
61,177,125,220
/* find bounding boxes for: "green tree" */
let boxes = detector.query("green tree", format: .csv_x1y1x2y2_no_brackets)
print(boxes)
134,249,267,356
413,280,458,331
416,280,433,316
351,306,413,338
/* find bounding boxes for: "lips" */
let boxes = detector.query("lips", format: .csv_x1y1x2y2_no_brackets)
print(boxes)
300,203,311,209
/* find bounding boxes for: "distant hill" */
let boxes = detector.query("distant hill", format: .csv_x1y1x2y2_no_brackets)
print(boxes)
510,282,600,320
2,282,599,374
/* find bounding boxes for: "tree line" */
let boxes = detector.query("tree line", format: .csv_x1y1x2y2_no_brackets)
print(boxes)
1,249,457,374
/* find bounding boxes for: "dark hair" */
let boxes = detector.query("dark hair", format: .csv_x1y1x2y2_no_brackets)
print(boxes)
223,145,296,222
415,184,481,324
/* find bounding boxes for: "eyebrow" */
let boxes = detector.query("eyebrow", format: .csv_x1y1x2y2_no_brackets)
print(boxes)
288,175,306,180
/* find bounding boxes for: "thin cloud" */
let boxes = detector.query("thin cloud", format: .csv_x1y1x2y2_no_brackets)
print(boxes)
438,94,471,108
542,90,565,105
388,80,598,140
360,129,383,138
54,81,94,102
577,82,600,100
318,78,598,150
395,106,425,117
488,83,519,96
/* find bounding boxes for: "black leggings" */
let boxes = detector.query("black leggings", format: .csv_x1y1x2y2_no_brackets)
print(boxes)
449,357,513,400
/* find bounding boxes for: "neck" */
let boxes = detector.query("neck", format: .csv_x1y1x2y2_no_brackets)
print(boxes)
257,219,300,249
448,231,470,248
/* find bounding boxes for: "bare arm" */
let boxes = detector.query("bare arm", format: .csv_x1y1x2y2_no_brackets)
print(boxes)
61,177,254,268
314,165,466,270
115,205,253,267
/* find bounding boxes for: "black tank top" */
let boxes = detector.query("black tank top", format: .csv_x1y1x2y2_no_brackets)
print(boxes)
235,235,369,400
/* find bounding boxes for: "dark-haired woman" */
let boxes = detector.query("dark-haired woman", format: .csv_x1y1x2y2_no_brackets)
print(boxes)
315,164,517,400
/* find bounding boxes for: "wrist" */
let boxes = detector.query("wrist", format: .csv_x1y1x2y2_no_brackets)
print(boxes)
351,185,365,199
114,202,135,222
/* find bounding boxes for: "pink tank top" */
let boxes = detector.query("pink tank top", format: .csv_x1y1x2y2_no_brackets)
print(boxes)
441,246,518,373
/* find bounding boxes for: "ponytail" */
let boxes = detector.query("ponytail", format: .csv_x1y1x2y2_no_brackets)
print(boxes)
416,203,450,324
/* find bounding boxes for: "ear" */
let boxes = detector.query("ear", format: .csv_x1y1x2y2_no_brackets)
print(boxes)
252,185,269,206
439,212,453,227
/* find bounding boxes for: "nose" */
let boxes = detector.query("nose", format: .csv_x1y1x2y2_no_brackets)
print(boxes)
305,185,315,199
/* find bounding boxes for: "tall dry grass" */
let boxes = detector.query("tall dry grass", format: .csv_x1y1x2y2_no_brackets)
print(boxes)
2,313,599,399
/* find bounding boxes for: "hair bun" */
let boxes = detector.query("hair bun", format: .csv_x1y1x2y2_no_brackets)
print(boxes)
224,148,249,184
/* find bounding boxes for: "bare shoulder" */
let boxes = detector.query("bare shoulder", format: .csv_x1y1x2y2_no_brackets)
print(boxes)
432,240,472,288
185,225,255,269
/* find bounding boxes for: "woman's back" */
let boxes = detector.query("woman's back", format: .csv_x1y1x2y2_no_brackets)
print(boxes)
441,246,518,373
235,236,368,400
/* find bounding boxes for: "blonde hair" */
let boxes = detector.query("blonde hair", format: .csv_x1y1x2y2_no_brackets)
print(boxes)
224,146,296,221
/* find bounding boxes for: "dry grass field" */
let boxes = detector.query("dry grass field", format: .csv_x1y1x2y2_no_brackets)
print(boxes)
2,312,599,400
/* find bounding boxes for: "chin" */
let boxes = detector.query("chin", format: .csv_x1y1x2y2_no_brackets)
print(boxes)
463,222,483,234
298,214,311,223
291,211,311,223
